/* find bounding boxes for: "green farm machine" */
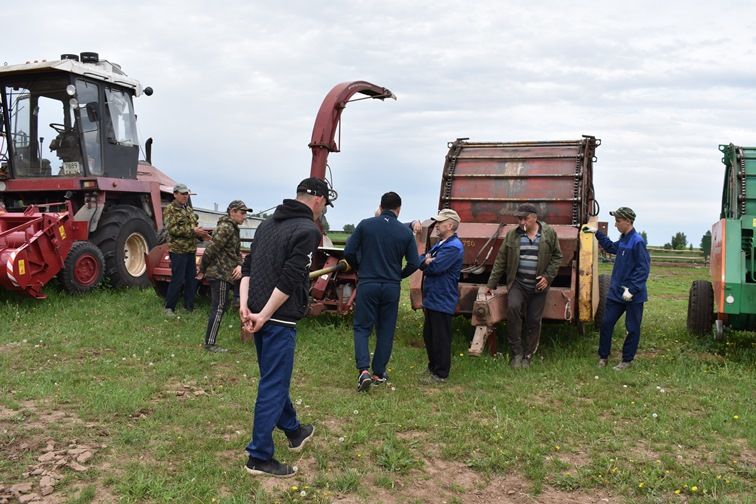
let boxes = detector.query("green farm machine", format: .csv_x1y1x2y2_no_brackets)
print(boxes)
687,144,756,339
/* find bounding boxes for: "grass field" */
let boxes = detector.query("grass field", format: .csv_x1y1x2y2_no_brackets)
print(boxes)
0,265,753,503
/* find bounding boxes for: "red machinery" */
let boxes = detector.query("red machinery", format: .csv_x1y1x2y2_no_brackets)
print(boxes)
0,52,176,298
146,81,395,316
409,137,608,355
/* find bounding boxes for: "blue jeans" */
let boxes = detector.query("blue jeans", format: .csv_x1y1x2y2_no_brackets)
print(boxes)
598,299,644,362
165,252,197,311
245,323,300,461
353,282,401,376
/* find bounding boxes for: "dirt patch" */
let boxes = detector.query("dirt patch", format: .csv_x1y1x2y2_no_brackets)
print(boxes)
331,468,615,503
0,402,113,504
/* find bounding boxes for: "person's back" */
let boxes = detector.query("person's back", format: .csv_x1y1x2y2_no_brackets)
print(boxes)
345,191,420,393
345,210,419,283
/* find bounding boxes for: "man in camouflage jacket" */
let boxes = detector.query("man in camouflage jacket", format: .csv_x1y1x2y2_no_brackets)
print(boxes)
163,183,210,315
198,200,247,352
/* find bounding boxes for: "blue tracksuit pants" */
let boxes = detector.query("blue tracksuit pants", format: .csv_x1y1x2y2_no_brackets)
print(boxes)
353,281,401,376
245,323,300,461
598,298,644,363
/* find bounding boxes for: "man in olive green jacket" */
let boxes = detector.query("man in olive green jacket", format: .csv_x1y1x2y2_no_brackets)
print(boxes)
485,203,562,368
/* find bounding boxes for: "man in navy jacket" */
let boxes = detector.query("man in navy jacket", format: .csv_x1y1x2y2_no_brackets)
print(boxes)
586,206,650,370
418,209,464,384
344,192,421,392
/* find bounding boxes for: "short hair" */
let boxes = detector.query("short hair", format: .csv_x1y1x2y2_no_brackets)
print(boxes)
380,192,402,211
449,220,460,231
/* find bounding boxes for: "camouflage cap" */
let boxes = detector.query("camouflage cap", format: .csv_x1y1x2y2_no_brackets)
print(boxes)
173,183,190,194
609,207,636,222
227,200,249,212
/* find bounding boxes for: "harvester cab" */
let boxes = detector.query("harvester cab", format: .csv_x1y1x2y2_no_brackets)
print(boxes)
0,52,149,182
0,52,174,298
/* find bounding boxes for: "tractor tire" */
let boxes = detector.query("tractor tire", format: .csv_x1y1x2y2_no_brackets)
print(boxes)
92,205,158,288
687,280,714,336
594,274,611,330
153,280,169,298
61,241,105,294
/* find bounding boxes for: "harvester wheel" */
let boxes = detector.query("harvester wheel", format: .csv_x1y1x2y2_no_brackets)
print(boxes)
61,241,105,294
153,280,169,298
594,274,611,330
92,205,157,288
687,280,713,336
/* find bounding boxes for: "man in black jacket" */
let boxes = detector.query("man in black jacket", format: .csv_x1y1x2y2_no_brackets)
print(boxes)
239,177,330,478
344,192,421,392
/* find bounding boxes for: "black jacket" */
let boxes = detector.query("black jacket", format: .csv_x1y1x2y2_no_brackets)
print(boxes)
242,199,321,326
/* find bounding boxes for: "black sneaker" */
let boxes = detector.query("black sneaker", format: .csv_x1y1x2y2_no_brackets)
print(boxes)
244,456,297,478
371,372,389,385
204,345,228,353
287,424,315,452
357,370,372,392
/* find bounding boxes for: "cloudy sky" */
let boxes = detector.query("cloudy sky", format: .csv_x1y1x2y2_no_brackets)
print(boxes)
6,0,756,245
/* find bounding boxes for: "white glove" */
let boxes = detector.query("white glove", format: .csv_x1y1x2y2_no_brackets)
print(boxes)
622,286,633,302
582,225,597,234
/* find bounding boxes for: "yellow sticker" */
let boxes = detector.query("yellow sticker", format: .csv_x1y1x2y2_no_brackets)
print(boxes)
753,218,756,228
18,259,26,276
59,225,66,240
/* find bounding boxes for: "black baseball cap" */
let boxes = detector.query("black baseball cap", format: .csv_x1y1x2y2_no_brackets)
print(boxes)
514,203,538,217
297,177,333,207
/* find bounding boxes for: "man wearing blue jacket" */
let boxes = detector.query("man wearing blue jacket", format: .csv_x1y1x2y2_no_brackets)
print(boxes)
586,207,650,370
344,192,421,392
419,209,464,384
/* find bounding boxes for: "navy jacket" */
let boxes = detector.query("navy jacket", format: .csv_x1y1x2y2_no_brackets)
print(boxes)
344,210,420,283
419,234,464,314
596,228,650,303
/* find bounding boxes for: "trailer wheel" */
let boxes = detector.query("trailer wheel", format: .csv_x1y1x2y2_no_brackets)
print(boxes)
92,205,157,288
594,274,611,329
61,241,105,294
687,280,714,336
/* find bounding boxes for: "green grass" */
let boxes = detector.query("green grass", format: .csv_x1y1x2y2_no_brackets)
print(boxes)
0,265,753,503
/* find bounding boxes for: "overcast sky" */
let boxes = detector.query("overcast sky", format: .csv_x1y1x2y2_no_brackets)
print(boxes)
6,0,756,245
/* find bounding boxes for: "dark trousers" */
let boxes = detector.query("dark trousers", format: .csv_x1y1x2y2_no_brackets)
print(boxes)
204,279,230,346
165,252,197,311
245,323,300,461
353,282,400,376
507,282,548,359
598,299,644,362
423,308,452,379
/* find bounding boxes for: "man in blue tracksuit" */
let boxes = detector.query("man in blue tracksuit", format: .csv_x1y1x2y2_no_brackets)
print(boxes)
344,192,421,392
586,206,650,370
418,209,464,384
240,177,331,478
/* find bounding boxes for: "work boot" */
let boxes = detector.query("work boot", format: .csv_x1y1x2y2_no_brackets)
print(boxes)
286,424,315,452
613,361,632,371
245,456,297,478
509,355,523,369
419,373,447,385
598,358,608,368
